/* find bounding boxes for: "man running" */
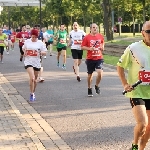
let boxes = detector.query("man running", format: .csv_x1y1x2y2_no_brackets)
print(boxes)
0,27,7,63
55,24,68,69
68,22,86,82
81,23,104,97
16,24,30,61
3,25,12,54
117,21,150,150
47,26,54,56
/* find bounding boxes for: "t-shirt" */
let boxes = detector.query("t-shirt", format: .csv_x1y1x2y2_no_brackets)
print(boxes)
0,34,7,46
69,29,86,50
23,39,47,68
10,32,16,42
81,33,104,60
56,30,67,48
3,30,11,40
47,30,54,42
16,31,30,46
43,32,50,42
38,31,43,41
117,40,150,99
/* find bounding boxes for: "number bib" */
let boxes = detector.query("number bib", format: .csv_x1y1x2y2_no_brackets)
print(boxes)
74,40,82,45
59,38,66,44
0,40,4,44
25,50,38,56
139,70,150,85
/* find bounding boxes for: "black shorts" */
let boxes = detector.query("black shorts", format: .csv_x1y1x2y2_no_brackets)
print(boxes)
45,41,53,48
71,49,83,59
19,46,24,55
25,65,41,71
57,46,67,52
0,46,4,55
130,98,150,110
86,59,104,74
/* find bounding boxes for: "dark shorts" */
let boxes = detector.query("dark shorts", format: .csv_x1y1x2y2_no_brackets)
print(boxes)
0,46,4,55
57,46,67,52
130,98,150,110
19,45,24,55
71,49,83,59
86,59,104,74
45,41,53,48
25,65,41,71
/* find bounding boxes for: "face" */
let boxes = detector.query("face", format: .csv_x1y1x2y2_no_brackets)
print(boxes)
73,23,78,30
142,23,150,46
0,28,3,34
31,35,37,41
60,25,65,30
90,24,98,34
22,26,26,31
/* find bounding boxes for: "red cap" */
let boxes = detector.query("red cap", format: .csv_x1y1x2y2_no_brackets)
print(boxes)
30,29,38,37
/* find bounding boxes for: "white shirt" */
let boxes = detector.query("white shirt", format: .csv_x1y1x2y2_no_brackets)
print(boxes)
69,29,86,50
43,32,50,42
23,39,47,68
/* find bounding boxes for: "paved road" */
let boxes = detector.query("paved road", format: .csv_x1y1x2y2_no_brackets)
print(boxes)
0,44,150,150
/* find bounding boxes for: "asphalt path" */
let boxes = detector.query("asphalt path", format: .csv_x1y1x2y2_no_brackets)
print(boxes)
1,44,150,150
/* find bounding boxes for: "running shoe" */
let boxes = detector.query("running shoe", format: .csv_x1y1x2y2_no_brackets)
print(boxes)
44,56,46,59
39,77,44,82
50,54,52,56
73,66,76,74
95,85,100,94
131,144,138,150
62,64,66,70
88,88,93,97
57,62,60,67
77,76,81,82
20,56,23,62
29,93,35,102
6,51,9,55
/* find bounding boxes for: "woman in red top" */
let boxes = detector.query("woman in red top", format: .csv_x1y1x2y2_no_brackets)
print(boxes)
10,28,16,50
81,23,104,97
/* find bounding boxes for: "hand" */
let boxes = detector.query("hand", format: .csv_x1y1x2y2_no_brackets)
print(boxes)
124,83,133,92
90,47,95,51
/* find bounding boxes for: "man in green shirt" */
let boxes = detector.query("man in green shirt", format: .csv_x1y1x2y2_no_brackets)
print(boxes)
117,21,150,150
0,28,7,63
55,24,68,69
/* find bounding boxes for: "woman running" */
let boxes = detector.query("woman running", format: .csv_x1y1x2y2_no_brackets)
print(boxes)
23,29,47,102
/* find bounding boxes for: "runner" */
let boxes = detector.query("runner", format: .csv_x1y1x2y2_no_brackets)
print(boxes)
117,21,150,150
2,25,12,54
55,24,68,69
47,26,54,56
16,24,30,61
10,28,16,51
81,23,104,97
68,22,86,82
22,29,47,102
0,27,7,63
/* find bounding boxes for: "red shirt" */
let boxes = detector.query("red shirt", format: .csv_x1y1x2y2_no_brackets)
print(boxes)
16,31,30,46
10,32,16,43
81,33,104,60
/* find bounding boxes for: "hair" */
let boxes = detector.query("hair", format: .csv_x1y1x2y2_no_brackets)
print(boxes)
60,24,65,27
34,24,40,28
90,23,97,28
21,24,26,28
30,29,38,37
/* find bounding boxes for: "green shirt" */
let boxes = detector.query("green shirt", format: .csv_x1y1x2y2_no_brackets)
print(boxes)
55,30,67,48
117,40,150,99
0,34,7,47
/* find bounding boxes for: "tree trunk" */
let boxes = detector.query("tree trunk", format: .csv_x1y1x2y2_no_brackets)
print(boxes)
102,0,113,41
83,14,86,32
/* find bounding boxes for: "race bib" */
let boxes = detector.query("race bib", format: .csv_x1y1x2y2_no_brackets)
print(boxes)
92,48,101,56
139,70,150,85
60,38,66,44
74,40,82,45
25,50,38,56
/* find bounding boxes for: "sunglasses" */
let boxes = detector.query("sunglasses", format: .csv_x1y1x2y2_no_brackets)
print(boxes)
143,30,150,33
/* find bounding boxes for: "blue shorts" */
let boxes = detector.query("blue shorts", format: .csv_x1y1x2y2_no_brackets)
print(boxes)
86,59,104,74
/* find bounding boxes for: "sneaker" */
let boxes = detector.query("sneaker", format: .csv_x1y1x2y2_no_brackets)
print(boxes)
131,144,138,150
44,56,46,59
6,51,9,55
73,66,76,74
62,65,66,70
1,61,3,64
50,54,52,56
88,88,93,97
29,93,35,102
77,76,81,82
39,77,44,82
20,56,23,62
57,63,60,67
95,85,100,94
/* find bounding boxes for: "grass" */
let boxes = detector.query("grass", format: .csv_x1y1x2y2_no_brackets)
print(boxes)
53,46,119,66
